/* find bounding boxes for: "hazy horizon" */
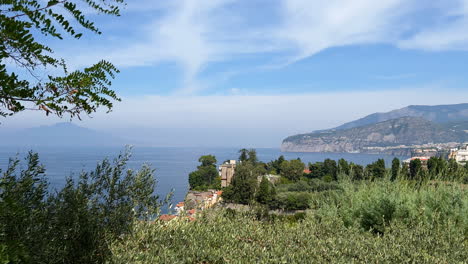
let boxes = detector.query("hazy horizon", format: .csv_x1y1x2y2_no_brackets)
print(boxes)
4,0,468,147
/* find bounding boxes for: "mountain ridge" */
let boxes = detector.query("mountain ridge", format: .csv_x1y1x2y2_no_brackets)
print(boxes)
282,103,468,154
334,103,468,131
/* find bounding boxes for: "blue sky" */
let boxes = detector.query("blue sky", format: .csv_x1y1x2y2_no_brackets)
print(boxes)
4,0,468,147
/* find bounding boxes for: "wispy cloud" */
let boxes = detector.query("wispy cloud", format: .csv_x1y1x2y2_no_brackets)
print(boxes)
398,0,468,50
61,0,468,94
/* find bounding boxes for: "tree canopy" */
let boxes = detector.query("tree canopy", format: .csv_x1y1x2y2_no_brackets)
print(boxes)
188,155,220,191
280,159,305,182
0,0,125,119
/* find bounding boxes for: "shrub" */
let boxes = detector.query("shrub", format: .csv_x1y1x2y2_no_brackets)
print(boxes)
358,198,396,234
273,192,312,210
0,148,168,264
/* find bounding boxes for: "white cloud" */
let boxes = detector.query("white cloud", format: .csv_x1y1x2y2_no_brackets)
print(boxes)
277,0,409,63
398,19,468,51
60,0,468,94
397,0,468,50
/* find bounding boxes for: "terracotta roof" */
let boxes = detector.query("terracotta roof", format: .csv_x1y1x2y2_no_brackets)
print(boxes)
187,209,196,215
176,202,185,207
411,157,430,161
159,214,177,221
216,191,223,196
304,169,311,174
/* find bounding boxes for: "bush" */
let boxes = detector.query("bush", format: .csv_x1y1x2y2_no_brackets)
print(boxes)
276,179,341,193
272,192,312,210
358,198,396,234
109,191,467,263
0,148,169,264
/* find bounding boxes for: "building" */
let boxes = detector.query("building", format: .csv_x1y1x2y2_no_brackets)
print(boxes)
403,156,431,168
159,214,177,222
185,189,223,210
174,202,185,215
220,160,236,187
411,148,438,158
449,144,468,164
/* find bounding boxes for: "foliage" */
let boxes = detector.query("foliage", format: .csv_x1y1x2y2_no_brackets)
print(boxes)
400,163,410,179
308,161,324,179
280,159,304,182
272,192,312,210
265,155,285,175
109,180,468,263
350,163,364,180
337,158,349,175
409,158,423,180
0,148,167,264
256,176,275,204
188,155,220,191
247,149,259,165
277,179,340,192
238,148,248,162
222,162,259,204
365,159,386,180
0,0,125,118
391,158,400,181
322,158,338,181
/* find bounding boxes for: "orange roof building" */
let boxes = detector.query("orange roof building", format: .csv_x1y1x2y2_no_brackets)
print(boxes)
159,214,177,222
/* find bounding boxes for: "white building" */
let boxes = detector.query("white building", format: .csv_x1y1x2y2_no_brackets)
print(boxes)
455,145,468,164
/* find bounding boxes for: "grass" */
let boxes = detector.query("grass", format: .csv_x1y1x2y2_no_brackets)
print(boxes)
109,179,468,263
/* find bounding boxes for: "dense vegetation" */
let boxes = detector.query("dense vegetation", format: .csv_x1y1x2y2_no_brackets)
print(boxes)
110,180,468,263
0,148,168,264
188,155,221,191
222,151,468,211
2,148,467,263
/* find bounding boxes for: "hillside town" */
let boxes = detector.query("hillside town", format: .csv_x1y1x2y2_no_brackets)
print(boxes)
160,143,468,222
403,143,468,166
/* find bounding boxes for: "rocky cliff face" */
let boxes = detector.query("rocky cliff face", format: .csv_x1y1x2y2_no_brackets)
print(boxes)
281,117,468,153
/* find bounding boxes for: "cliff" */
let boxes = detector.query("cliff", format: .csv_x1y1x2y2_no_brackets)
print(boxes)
281,117,468,153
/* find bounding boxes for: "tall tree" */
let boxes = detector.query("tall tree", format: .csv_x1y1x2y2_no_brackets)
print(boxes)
238,149,248,162
256,176,274,204
338,158,350,175
391,158,400,181
222,162,259,204
409,159,422,180
247,149,258,165
373,159,386,179
400,163,410,180
323,159,337,181
351,163,364,180
308,162,324,179
280,159,304,182
0,0,125,119
188,155,220,191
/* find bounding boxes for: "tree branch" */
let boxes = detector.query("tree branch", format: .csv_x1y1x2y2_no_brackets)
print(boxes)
9,0,68,19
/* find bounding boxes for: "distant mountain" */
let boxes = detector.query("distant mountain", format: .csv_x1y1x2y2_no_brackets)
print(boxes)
0,122,127,147
335,103,468,131
282,107,468,154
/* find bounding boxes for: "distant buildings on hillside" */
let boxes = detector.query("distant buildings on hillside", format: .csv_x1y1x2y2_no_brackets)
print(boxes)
404,143,468,165
448,144,468,164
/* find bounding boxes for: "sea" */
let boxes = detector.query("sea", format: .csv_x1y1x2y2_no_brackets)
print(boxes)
0,146,408,205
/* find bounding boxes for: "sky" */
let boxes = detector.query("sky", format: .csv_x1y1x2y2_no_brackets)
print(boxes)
3,0,468,147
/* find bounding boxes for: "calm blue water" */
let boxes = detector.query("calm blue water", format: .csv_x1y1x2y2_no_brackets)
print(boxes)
0,146,407,204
